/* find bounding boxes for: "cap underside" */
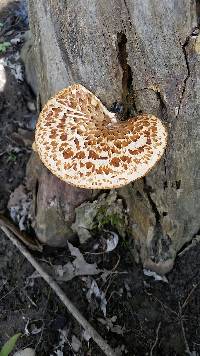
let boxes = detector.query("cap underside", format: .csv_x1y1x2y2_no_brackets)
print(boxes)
35,84,167,189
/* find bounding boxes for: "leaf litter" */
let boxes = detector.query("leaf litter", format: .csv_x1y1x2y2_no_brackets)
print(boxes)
104,230,119,252
54,242,102,281
85,277,107,317
97,315,126,335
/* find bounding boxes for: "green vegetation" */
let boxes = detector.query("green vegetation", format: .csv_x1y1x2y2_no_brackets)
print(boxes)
0,42,11,53
0,333,21,356
7,152,17,162
96,205,126,235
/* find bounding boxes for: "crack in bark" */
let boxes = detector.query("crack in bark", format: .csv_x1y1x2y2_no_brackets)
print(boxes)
34,179,39,216
176,24,200,118
143,177,164,260
176,37,191,118
143,177,160,224
163,153,168,191
155,90,168,120
117,32,137,119
196,0,200,26
176,25,200,118
123,0,132,27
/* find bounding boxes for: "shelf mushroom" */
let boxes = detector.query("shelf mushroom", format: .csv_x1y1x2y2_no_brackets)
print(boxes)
34,84,167,189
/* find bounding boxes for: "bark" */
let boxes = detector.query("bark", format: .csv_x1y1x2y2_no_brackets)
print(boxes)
26,0,200,274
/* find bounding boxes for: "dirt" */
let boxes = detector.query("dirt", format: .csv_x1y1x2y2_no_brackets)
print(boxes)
1,1,200,356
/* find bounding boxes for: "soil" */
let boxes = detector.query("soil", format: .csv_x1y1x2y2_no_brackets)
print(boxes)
1,1,200,356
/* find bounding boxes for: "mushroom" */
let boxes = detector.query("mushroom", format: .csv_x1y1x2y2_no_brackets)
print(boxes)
34,84,167,189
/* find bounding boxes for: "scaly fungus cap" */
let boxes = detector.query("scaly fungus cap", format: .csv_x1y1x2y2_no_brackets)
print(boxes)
35,84,167,189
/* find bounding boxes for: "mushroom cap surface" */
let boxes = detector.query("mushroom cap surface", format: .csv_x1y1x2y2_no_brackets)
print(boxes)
35,84,167,189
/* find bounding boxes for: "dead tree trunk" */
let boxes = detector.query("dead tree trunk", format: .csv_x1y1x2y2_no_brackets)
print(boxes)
26,0,200,274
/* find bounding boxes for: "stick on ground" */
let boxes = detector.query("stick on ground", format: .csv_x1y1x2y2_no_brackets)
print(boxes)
0,225,116,356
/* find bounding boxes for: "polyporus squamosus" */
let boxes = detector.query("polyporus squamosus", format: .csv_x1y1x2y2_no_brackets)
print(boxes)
34,84,167,189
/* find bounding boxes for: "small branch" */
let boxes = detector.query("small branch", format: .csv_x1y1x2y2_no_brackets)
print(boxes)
0,226,116,356
181,284,198,310
179,303,191,355
150,321,161,356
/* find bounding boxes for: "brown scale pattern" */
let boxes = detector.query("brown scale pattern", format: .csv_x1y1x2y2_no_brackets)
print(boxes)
35,84,167,189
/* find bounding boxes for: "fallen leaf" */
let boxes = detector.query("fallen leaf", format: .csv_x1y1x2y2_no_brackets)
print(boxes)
0,54,23,81
105,231,119,252
53,243,101,281
0,62,6,92
86,278,107,317
50,328,69,356
82,329,91,342
8,184,32,231
114,344,128,355
54,351,63,356
10,37,21,45
143,269,168,283
98,316,125,335
71,335,81,353
13,349,35,356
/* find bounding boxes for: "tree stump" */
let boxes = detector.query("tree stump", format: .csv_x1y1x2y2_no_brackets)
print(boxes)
27,0,200,274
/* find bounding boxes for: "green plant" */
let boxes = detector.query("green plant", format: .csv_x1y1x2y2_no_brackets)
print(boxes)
0,42,11,53
0,333,21,356
7,152,17,162
0,22,3,28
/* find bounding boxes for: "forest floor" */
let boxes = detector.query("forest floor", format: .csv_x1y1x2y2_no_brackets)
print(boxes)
1,1,200,356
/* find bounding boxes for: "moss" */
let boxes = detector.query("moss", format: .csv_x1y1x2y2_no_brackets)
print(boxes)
72,190,128,243
95,206,126,237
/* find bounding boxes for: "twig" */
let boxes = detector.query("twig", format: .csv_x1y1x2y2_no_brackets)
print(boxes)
101,254,121,293
181,283,198,310
145,291,178,319
0,286,17,302
0,225,116,356
0,151,6,158
22,290,37,308
0,279,7,293
150,321,161,356
179,302,191,355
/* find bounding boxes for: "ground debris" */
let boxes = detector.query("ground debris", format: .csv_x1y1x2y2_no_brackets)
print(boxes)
8,184,32,231
104,231,119,252
0,52,24,81
98,316,126,335
1,2,200,355
143,268,168,283
54,242,102,281
85,277,107,317
71,334,82,353
24,318,43,336
13,348,35,356
178,235,200,257
114,344,128,355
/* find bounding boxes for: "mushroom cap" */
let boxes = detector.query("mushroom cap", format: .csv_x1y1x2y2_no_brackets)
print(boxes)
35,84,167,189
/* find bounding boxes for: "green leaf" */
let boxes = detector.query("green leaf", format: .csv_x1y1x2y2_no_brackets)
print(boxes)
0,333,21,356
0,42,11,53
0,22,3,28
